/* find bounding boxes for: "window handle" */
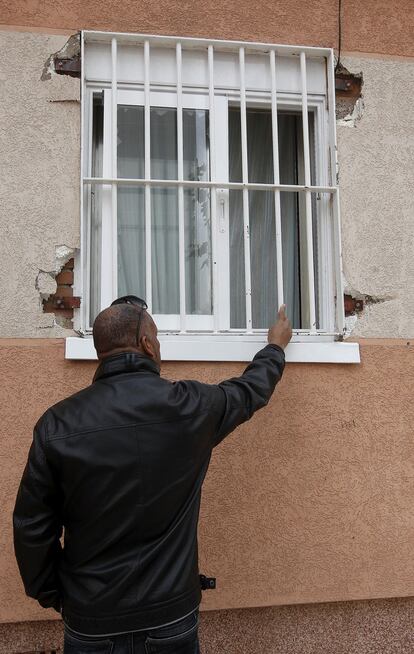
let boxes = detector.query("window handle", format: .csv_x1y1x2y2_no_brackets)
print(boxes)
217,188,228,233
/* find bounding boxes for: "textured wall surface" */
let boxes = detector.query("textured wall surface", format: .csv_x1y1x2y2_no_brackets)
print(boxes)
1,597,414,654
0,0,413,57
0,32,413,338
1,339,413,623
0,31,79,337
338,55,414,338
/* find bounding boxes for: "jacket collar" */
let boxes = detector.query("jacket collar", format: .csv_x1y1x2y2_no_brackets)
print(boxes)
93,352,160,383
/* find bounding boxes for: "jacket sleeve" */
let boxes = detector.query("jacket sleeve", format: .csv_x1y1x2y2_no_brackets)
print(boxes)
211,343,286,446
13,419,63,613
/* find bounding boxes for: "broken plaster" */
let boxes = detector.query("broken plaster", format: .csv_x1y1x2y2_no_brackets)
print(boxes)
41,33,80,82
337,97,365,128
36,245,77,329
335,63,364,128
35,271,57,302
343,275,396,337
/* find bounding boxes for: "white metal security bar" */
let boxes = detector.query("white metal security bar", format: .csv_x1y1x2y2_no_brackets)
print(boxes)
80,30,345,339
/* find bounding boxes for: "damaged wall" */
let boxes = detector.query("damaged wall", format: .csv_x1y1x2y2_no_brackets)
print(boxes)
0,31,80,337
337,55,414,337
0,32,413,338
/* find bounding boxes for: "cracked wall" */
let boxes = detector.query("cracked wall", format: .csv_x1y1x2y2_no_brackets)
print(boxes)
0,31,80,337
0,33,413,339
337,55,414,338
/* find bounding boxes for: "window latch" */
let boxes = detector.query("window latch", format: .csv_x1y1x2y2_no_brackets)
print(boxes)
217,188,228,233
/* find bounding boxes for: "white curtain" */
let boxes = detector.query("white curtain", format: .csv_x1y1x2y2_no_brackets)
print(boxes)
116,106,211,316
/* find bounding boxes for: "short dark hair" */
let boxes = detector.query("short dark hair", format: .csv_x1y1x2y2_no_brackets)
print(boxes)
93,304,142,356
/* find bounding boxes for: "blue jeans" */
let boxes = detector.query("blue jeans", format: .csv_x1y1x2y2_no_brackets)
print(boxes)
63,609,200,654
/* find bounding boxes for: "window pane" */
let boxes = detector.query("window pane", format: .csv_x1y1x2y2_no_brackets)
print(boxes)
278,115,301,328
152,187,179,314
228,109,245,327
90,94,104,323
183,109,212,315
117,186,146,299
151,108,177,180
250,191,277,328
280,191,301,329
228,107,318,330
279,114,319,329
117,105,144,178
247,110,276,328
229,189,246,328
183,109,210,181
185,187,212,315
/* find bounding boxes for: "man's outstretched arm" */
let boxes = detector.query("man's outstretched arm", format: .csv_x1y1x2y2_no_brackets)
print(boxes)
13,420,63,613
212,305,292,446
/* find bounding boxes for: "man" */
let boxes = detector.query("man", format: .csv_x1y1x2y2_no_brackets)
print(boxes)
13,297,292,654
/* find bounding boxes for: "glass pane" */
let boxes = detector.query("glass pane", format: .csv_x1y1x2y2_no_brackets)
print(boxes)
90,94,103,324
151,108,177,180
250,191,277,328
117,186,146,299
185,188,212,315
248,110,276,328
117,105,144,178
183,109,210,181
278,115,301,329
229,109,245,327
280,191,301,329
279,114,319,329
248,110,274,184
152,187,179,314
228,107,318,330
229,190,246,328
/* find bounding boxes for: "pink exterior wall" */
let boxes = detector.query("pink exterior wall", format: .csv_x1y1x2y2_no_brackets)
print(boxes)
1,339,413,623
0,0,414,57
0,0,413,57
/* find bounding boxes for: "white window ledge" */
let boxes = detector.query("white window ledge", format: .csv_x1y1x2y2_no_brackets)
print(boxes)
65,336,360,364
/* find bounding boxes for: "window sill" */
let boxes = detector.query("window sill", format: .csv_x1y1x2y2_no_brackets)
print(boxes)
65,336,360,364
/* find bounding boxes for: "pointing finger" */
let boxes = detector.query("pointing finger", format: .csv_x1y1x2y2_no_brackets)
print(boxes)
278,304,286,319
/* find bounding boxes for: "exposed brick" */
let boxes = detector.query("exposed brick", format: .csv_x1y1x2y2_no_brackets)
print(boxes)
54,285,74,298
55,270,74,285
61,258,74,271
42,303,73,319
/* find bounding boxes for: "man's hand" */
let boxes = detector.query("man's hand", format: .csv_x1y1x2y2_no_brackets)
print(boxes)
268,305,292,350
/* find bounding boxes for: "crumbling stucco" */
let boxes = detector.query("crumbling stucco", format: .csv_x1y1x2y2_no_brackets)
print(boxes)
35,245,77,329
0,31,80,337
337,97,365,128
41,33,80,81
338,55,414,338
35,271,57,301
335,64,364,126
35,246,75,300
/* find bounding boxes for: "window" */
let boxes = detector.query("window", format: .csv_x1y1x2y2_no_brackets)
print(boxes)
69,32,359,362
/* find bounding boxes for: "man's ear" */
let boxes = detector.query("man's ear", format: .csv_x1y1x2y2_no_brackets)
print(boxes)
141,334,155,359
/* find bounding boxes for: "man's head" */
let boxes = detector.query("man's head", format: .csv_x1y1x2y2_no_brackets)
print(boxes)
93,298,161,367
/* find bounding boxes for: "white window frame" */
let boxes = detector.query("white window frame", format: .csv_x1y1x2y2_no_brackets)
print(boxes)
68,30,360,363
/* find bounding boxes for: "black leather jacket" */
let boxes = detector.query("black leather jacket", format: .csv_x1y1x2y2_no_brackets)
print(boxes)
13,344,285,635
